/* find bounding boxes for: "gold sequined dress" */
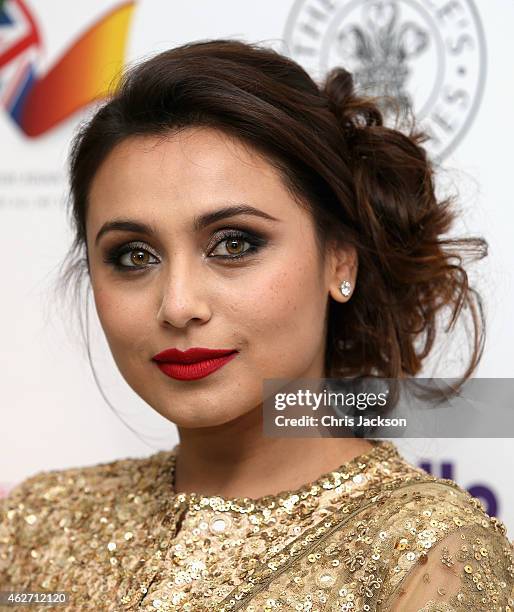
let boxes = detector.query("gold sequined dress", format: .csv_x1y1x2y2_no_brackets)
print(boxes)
1,440,513,611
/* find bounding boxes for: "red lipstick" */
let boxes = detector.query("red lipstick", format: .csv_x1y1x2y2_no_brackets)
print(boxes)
152,347,239,381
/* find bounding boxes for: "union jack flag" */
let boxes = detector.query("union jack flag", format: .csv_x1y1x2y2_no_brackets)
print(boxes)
0,0,40,115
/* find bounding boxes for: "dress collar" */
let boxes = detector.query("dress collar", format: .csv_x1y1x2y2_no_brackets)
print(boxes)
165,439,401,513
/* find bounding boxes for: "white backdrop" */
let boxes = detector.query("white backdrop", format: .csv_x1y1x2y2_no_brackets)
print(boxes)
1,0,512,533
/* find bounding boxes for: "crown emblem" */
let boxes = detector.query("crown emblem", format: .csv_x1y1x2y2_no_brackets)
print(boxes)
334,1,428,118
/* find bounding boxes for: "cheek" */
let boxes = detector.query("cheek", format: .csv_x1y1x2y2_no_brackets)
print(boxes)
92,283,153,365
230,259,327,367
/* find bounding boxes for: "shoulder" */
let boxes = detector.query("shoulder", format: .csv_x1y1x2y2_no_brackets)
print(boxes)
342,443,512,548
373,476,514,608
0,449,175,589
330,462,514,612
330,441,510,543
239,458,513,611
320,449,514,611
1,448,174,514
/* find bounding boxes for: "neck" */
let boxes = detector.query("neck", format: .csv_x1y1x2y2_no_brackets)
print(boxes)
173,406,373,499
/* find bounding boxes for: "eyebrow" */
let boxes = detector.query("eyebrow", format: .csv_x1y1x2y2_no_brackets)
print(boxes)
94,204,280,246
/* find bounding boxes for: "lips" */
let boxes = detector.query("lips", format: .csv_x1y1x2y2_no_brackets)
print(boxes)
152,347,237,363
152,347,239,381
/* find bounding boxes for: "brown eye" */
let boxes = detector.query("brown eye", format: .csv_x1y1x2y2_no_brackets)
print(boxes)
208,229,264,261
103,241,160,272
210,234,252,258
115,246,158,269
225,238,245,255
130,250,150,266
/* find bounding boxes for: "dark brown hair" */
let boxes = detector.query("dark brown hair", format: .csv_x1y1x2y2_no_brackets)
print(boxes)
58,38,487,403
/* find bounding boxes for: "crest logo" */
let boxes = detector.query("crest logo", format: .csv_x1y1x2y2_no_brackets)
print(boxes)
283,0,486,159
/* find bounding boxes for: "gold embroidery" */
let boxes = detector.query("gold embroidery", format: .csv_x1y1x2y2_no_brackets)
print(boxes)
0,441,512,611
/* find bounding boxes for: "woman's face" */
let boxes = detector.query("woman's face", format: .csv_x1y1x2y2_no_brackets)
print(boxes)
86,127,356,428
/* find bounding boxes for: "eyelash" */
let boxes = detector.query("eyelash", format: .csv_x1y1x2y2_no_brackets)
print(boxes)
102,229,266,273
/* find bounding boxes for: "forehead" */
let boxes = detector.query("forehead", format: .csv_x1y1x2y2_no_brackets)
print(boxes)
88,127,289,220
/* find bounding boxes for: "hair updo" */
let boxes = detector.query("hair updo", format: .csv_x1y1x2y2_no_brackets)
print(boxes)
60,38,486,400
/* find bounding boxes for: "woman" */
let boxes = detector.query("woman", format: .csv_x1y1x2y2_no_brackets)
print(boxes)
1,39,512,611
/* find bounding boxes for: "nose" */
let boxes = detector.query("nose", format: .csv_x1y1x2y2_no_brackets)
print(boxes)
156,258,211,329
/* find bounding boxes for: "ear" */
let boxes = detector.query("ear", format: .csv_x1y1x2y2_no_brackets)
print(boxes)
326,241,358,303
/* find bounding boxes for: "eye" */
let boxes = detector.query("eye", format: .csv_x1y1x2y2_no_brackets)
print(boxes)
210,236,250,258
103,241,159,272
119,248,158,268
208,229,265,260
102,229,267,273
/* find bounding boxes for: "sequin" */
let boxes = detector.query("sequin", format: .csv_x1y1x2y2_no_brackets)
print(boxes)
209,515,231,534
0,440,512,611
315,571,336,588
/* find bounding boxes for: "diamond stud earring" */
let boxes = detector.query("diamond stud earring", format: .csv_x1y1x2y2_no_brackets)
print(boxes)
339,280,352,297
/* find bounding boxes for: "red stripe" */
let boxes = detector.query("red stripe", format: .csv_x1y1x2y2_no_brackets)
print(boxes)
0,0,40,70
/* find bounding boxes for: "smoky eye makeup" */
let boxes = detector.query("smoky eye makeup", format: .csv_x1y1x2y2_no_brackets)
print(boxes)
205,227,268,260
102,240,160,272
101,226,269,272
